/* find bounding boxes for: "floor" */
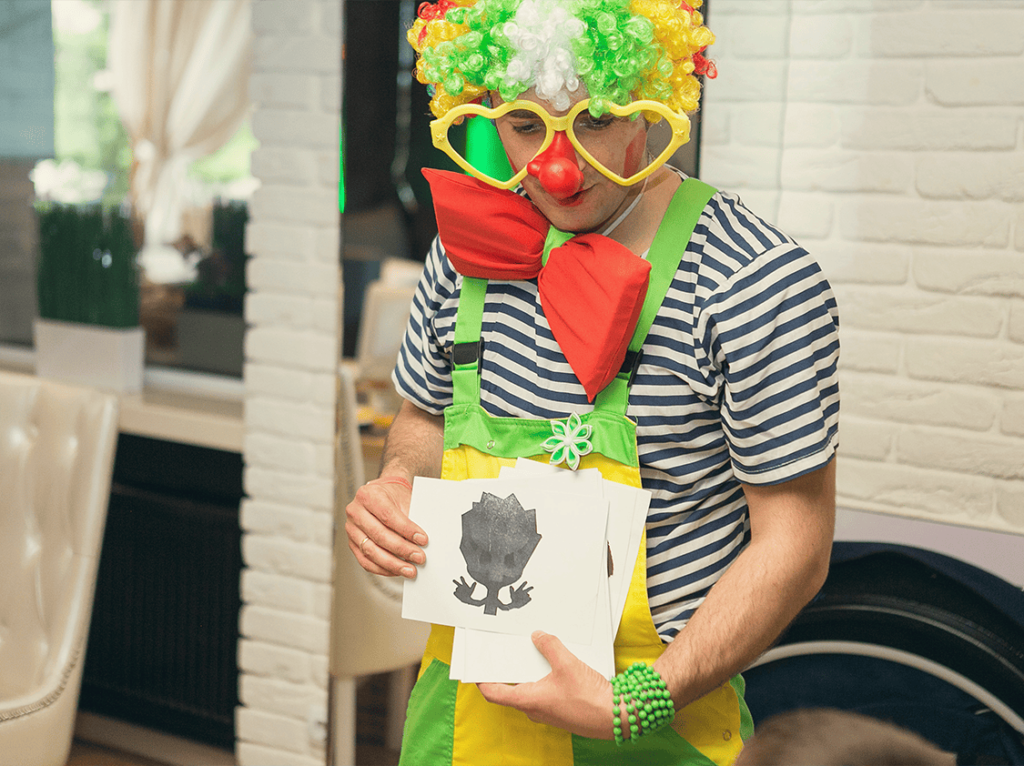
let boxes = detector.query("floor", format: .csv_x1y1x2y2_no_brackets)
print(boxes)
68,673,402,766
67,740,400,766
67,742,168,766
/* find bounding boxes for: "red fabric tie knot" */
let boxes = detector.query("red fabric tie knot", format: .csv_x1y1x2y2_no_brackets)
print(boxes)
423,168,650,401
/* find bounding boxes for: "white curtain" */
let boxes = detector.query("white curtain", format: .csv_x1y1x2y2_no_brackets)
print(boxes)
108,0,253,283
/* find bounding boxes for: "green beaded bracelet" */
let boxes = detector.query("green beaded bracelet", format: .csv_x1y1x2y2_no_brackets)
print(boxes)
611,662,675,745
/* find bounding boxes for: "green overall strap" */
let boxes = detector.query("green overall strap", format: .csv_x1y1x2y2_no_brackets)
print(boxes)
449,230,575,407
593,178,718,415
451,276,487,406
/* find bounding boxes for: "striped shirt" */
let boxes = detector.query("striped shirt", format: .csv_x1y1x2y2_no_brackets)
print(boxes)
393,178,840,641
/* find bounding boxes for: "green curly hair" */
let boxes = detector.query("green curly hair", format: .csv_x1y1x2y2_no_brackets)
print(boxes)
408,0,715,119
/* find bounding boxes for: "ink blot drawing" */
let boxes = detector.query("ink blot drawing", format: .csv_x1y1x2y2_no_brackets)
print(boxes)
454,492,542,615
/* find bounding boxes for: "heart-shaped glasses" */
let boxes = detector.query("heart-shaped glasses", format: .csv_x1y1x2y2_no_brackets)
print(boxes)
430,99,691,190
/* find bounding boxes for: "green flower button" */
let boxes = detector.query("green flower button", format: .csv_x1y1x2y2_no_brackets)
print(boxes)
542,412,594,471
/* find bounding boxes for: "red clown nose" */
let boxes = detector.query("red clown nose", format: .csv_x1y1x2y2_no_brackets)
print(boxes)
527,131,584,199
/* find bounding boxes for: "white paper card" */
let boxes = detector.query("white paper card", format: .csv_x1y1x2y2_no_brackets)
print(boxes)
403,477,608,644
513,458,649,633
450,465,615,682
452,566,615,682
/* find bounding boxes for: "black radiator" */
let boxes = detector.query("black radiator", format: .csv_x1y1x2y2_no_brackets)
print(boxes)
80,435,244,749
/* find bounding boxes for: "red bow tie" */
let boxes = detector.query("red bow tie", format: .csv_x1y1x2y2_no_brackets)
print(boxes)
423,168,651,402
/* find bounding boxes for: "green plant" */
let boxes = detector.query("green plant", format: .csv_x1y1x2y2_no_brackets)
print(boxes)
36,203,139,327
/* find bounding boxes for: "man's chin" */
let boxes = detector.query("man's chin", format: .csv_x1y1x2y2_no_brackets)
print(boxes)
530,192,610,234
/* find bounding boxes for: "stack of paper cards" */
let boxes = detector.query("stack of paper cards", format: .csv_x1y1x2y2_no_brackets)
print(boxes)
402,460,649,683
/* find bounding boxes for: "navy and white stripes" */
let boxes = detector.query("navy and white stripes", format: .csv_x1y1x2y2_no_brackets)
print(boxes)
393,185,840,641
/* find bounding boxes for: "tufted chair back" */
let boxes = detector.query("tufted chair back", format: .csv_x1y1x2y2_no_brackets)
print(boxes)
0,371,119,766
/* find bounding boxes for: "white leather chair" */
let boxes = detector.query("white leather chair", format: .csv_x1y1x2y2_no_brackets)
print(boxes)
328,364,429,766
0,371,119,766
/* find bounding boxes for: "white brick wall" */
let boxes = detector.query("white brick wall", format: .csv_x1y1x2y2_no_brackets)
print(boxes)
241,0,341,763
702,0,1024,534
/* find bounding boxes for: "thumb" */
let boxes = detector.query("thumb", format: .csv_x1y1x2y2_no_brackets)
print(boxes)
531,630,568,670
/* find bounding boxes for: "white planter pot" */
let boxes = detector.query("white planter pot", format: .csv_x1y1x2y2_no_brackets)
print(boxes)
34,318,145,393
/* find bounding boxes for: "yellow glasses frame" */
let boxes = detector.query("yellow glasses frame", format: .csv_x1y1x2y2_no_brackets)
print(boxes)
430,98,692,190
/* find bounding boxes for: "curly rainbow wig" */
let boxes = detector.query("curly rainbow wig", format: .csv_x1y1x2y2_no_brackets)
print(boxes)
408,0,716,120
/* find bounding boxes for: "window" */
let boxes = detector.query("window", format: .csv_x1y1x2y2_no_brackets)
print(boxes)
1,0,256,379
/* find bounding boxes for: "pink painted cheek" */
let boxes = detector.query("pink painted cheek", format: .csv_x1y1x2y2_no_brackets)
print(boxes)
623,132,646,178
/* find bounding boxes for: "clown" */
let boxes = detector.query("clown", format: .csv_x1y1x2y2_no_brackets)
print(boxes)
413,0,715,237
347,1,841,764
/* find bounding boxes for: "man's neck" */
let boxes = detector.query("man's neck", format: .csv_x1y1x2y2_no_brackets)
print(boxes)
604,166,681,255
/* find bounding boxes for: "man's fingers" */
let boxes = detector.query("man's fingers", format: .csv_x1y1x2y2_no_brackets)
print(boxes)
348,540,395,577
345,520,420,578
356,481,428,546
478,682,525,707
478,633,567,709
354,515,426,565
344,481,428,575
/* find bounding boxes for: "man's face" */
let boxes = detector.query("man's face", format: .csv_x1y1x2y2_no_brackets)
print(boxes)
491,88,650,234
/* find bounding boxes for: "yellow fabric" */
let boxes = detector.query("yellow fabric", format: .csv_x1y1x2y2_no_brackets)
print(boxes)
454,681,575,766
414,443,745,765
670,681,744,762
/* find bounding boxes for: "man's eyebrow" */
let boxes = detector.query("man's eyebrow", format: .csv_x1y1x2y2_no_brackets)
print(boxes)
507,109,542,119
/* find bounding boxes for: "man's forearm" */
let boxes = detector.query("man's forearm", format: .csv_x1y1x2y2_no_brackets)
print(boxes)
379,399,445,482
653,460,836,708
653,524,829,706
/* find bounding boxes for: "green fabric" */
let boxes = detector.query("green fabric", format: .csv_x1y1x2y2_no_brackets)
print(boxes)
593,178,717,415
453,276,487,347
731,674,755,743
443,402,639,468
571,725,717,766
398,659,458,766
465,116,513,182
592,376,630,416
542,226,575,266
629,178,716,358
451,276,487,406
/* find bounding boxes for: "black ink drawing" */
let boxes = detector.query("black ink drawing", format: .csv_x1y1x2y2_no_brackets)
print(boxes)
453,492,542,616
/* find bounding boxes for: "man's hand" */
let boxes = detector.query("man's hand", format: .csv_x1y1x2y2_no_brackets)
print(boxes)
478,631,615,740
345,400,443,578
345,475,426,578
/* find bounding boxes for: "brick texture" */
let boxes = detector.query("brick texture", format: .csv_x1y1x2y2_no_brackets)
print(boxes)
913,248,1024,298
996,481,1024,529
240,0,340,762
701,1,1024,534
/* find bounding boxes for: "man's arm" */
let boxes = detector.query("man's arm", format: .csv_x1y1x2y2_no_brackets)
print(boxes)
345,399,445,578
478,458,836,739
652,457,835,703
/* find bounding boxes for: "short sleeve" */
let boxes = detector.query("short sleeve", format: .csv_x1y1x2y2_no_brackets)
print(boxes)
391,237,461,416
696,243,840,485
